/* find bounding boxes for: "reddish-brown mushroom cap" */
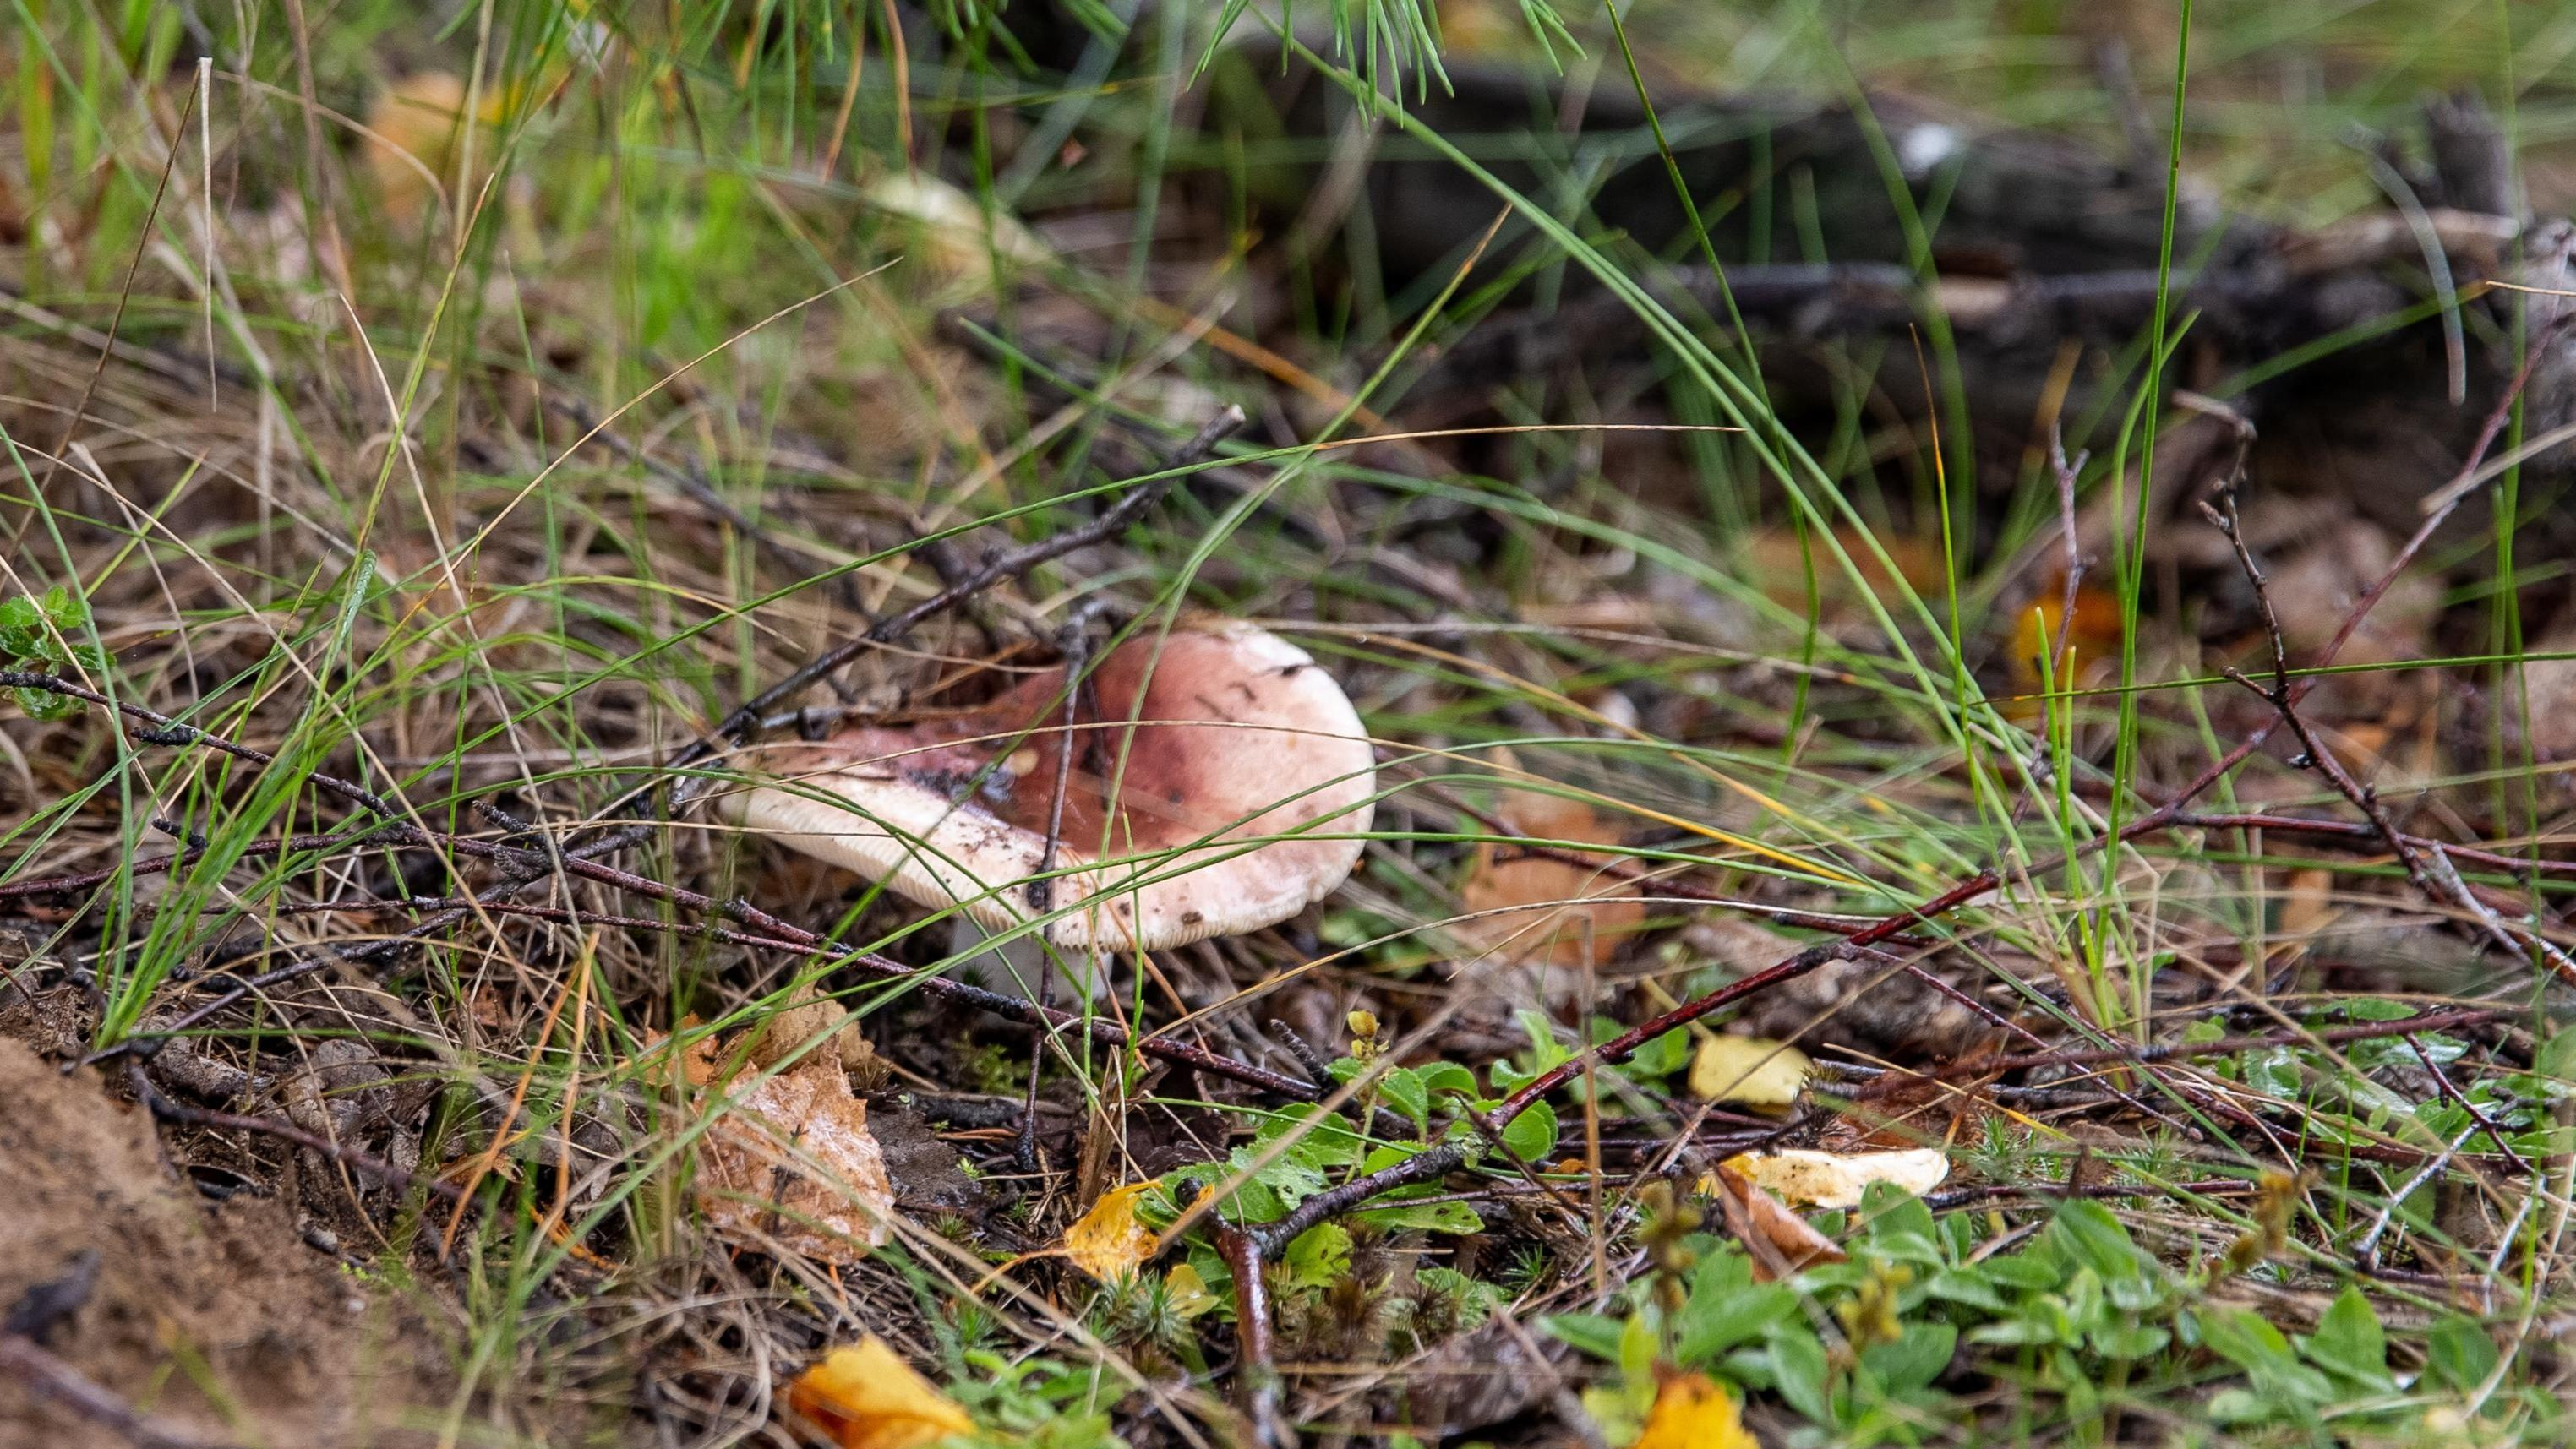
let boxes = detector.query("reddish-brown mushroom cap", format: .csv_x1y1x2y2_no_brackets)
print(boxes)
725,624,1375,951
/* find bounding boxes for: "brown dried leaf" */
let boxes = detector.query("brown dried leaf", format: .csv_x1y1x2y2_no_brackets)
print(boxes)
744,991,890,1090
1458,766,1646,967
691,1049,897,1263
1707,1162,1847,1283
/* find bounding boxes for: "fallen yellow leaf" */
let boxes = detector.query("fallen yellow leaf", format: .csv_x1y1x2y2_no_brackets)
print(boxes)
692,1049,898,1263
1630,1370,1760,1449
1722,1147,1950,1210
1164,1261,1216,1318
1688,1035,1811,1106
1062,1182,1159,1282
788,1337,975,1449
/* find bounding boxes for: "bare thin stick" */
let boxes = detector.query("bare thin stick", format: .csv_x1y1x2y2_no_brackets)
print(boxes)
685,405,1247,765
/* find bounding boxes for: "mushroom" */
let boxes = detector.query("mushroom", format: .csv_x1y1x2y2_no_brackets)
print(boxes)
726,623,1375,951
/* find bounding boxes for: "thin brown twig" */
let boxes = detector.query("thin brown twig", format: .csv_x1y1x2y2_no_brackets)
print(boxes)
1840,1005,2513,1090
678,405,1247,770
10,668,1317,1098
0,824,395,901
2169,811,2576,881
1235,326,2568,1248
129,1062,459,1200
2203,482,2576,986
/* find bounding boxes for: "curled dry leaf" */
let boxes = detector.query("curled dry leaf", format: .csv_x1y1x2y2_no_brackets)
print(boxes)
1062,1182,1159,1281
788,1336,976,1449
686,1038,897,1263
863,170,1054,276
1688,1034,1811,1107
1458,761,1646,968
1722,1147,1950,1210
743,989,890,1091
1706,1162,1847,1283
1630,1370,1761,1449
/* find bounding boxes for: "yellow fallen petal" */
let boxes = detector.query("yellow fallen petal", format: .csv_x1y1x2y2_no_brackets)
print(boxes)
1689,1035,1812,1106
1062,1182,1160,1281
1722,1147,1950,1210
1629,1371,1760,1449
787,1337,975,1449
1164,1261,1216,1318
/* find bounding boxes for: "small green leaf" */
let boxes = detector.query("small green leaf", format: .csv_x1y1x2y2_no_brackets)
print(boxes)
1925,1268,2006,1312
2426,1314,2500,1392
1351,1196,1480,1234
1980,1252,2063,1291
1378,1065,1430,1133
2089,1321,2170,1360
1765,1324,1834,1424
1498,1100,1558,1163
1280,1223,1351,1289
12,685,79,721
1967,1316,2060,1347
2197,1307,2334,1403
1673,1270,1795,1365
1415,1061,1478,1099
1861,1179,1937,1249
2204,1388,2273,1424
1616,1305,1656,1386
2299,1286,2392,1392
1627,1027,1689,1079
2042,1200,2153,1288
0,595,42,658
1539,1312,1627,1362
1859,1320,1955,1397
40,584,85,634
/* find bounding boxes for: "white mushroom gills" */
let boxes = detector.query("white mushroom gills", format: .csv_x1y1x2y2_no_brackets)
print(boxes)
724,623,1376,952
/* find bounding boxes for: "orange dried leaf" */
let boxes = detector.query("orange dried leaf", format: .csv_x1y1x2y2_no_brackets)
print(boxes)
692,1051,897,1263
788,1337,975,1449
1630,1371,1760,1449
1459,771,1645,967
1062,1182,1159,1281
1707,1163,1847,1283
2006,572,2125,693
1743,527,1947,629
